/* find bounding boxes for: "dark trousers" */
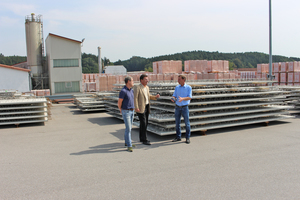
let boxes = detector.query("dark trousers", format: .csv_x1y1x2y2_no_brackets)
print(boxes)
137,104,149,142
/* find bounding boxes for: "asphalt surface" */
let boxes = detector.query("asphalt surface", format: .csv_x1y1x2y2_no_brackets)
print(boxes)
1,104,300,200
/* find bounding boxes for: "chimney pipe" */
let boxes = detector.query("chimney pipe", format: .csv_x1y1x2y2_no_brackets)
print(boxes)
98,47,102,73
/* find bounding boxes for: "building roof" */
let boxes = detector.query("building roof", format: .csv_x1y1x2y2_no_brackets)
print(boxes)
13,61,27,66
48,33,82,43
0,64,31,72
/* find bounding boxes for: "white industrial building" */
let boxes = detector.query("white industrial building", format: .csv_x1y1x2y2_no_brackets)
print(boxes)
46,33,83,95
104,65,127,75
0,64,31,92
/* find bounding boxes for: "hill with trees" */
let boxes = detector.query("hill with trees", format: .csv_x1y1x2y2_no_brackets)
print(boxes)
115,51,300,72
0,54,27,66
1,51,299,73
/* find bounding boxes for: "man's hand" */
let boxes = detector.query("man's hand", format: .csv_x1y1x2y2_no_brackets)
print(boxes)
156,94,160,98
178,96,183,102
135,108,140,112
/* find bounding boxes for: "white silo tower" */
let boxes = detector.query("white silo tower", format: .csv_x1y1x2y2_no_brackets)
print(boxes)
25,13,44,77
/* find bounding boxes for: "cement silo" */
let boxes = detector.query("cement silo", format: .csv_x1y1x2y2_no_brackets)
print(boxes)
25,13,43,77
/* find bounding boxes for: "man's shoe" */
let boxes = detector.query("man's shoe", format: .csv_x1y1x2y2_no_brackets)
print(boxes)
127,147,133,152
142,141,151,145
125,143,136,147
172,138,181,142
186,139,190,144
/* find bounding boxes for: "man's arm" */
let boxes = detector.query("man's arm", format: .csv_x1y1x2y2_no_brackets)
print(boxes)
178,96,191,102
134,85,140,112
178,86,192,102
118,98,123,113
150,93,160,100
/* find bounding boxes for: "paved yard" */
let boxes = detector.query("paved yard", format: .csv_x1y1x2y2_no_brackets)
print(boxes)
1,104,300,199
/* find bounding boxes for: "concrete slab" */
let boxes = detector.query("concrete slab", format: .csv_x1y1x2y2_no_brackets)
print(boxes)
0,104,300,199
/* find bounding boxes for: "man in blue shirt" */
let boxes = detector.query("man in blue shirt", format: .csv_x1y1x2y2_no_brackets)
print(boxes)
118,76,135,152
171,75,192,144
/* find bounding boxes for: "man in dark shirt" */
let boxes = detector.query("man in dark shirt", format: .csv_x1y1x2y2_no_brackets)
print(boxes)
118,76,135,152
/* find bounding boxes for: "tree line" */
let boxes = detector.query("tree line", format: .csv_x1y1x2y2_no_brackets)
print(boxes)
1,51,299,73
117,51,300,72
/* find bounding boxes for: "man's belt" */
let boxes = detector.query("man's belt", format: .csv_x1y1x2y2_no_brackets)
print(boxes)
123,108,134,110
175,105,188,108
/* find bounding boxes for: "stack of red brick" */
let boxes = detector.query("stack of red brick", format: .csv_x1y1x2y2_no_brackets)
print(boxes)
257,62,300,86
31,89,51,96
184,60,229,73
183,60,239,80
82,60,243,92
152,60,182,74
237,68,257,79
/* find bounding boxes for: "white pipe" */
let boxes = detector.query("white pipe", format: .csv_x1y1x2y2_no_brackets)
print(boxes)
98,47,102,73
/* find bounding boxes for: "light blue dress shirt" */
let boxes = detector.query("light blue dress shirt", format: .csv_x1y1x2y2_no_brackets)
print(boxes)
172,84,192,106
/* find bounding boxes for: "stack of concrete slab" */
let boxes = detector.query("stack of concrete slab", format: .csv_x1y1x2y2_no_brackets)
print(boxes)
108,80,293,136
277,86,300,109
0,97,48,126
74,92,115,112
104,93,122,119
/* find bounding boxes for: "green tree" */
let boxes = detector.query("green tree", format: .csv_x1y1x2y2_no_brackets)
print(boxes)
233,58,244,68
144,63,153,72
82,57,98,73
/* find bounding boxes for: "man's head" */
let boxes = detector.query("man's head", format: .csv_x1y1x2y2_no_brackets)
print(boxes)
140,74,149,86
178,75,186,86
124,76,134,88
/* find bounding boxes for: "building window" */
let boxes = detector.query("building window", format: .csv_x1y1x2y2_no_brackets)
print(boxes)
53,59,79,67
54,81,80,93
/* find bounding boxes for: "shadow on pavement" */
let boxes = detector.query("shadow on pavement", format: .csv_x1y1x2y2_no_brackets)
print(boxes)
0,122,45,129
69,109,107,115
88,116,123,126
69,120,292,155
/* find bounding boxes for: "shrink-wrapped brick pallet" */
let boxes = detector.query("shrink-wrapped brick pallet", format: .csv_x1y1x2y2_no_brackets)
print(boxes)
288,73,294,83
148,74,157,82
31,89,51,96
274,63,280,73
274,73,279,82
280,73,287,83
157,74,163,81
185,60,228,73
257,64,269,73
99,75,108,91
153,60,182,74
163,73,172,81
85,82,96,92
229,73,236,79
107,75,116,91
281,62,287,72
184,60,190,72
288,61,300,72
196,72,202,80
294,72,300,82
202,73,209,79
223,73,229,79
153,62,158,74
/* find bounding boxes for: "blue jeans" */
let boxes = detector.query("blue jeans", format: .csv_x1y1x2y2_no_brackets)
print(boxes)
122,109,134,147
175,106,191,139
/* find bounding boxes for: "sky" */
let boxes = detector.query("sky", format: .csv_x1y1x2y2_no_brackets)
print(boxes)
0,0,299,62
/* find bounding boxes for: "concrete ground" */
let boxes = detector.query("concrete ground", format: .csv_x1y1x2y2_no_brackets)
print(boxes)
1,104,300,200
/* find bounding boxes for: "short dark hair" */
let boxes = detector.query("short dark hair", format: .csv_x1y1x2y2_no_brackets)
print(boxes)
178,74,186,81
140,74,148,81
124,76,133,84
